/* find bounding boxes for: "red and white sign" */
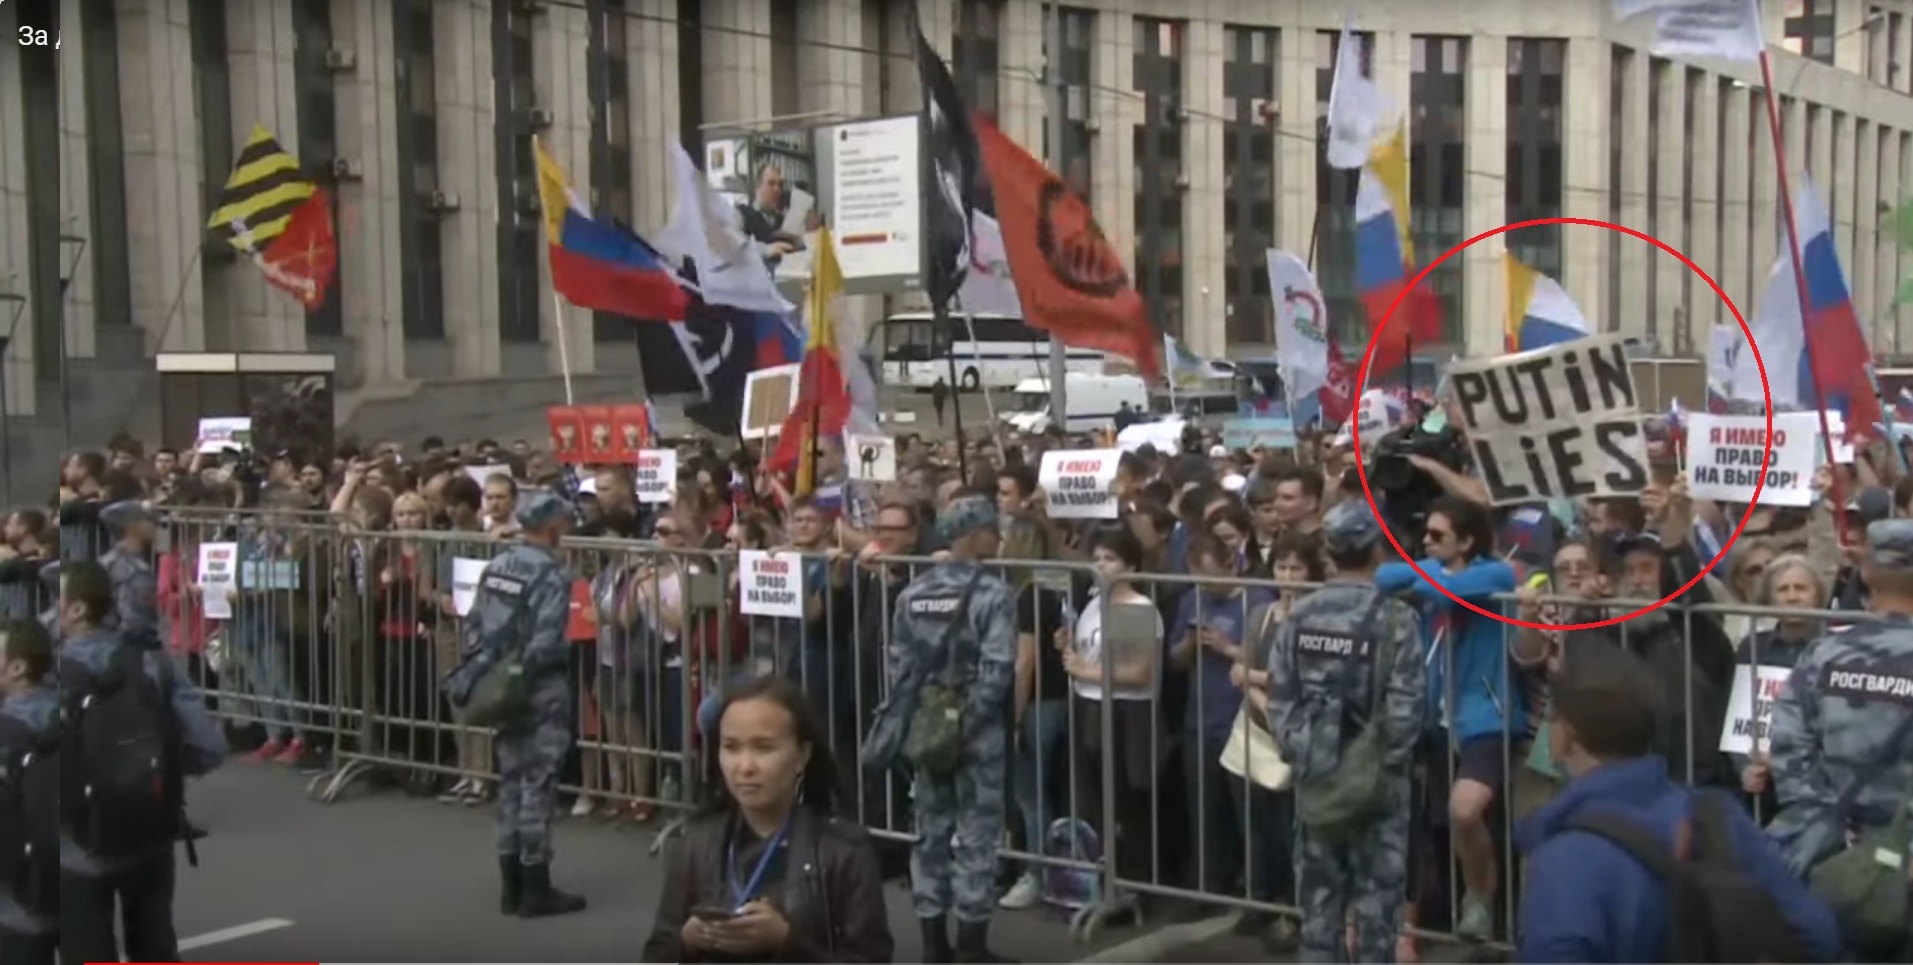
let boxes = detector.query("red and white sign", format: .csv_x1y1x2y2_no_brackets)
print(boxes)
634,449,677,504
1038,449,1121,520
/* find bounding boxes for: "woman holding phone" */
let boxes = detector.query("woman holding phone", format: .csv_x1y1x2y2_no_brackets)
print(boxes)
641,676,893,963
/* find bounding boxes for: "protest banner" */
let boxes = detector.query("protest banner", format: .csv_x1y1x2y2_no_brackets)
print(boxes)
1718,664,1794,756
738,549,806,619
450,557,488,617
634,449,677,503
1686,412,1816,506
578,405,616,463
741,364,802,441
196,542,239,620
847,434,898,481
1447,334,1649,506
1038,449,1122,519
195,416,253,453
610,403,654,461
1220,416,1297,451
546,406,587,463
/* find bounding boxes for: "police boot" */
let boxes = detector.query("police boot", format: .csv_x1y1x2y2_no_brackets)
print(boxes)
498,857,522,915
515,863,587,918
919,915,953,963
954,918,1017,963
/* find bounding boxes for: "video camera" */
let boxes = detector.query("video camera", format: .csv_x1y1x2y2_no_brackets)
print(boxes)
1363,423,1469,558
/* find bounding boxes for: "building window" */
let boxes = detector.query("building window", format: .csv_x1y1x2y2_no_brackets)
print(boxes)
677,0,703,150
497,1,542,343
294,0,343,336
1133,18,1185,337
954,0,1002,122
769,0,799,118
1409,35,1466,349
19,1,60,382
590,0,635,342
1048,6,1094,200
1223,26,1277,346
1316,29,1371,345
395,0,444,340
1785,0,1836,64
1506,38,1565,301
1644,58,1665,346
81,0,132,334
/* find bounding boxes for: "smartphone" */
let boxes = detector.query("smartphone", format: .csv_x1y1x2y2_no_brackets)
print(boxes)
690,905,740,923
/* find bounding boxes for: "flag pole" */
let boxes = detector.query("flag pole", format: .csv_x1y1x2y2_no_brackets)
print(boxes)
1757,50,1851,544
916,16,968,482
550,290,576,405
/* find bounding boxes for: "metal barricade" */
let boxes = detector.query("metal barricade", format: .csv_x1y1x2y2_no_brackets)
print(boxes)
147,510,1873,951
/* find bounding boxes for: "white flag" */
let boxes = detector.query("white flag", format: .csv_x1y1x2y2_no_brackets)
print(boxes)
1611,0,1764,63
655,143,795,316
1267,249,1330,404
957,211,1023,317
1324,22,1393,170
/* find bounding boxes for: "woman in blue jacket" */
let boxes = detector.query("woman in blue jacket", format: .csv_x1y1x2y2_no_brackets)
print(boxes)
1375,495,1520,943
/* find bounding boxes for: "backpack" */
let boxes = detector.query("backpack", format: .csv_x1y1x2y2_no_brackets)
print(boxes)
1569,792,1812,963
1294,597,1396,842
0,713,59,918
59,646,186,858
1040,817,1102,911
901,570,985,777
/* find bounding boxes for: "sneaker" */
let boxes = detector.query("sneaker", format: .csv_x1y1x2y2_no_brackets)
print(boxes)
249,739,285,763
439,779,474,804
569,796,597,818
998,872,1041,910
271,738,305,765
1455,893,1494,941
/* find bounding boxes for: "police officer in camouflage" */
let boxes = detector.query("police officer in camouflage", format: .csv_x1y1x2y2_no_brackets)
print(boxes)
875,491,1018,964
1767,519,1913,893
451,491,587,918
98,500,162,651
1267,501,1426,964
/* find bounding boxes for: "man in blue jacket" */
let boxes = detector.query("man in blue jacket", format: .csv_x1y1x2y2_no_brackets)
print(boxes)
1375,495,1518,941
1516,650,1839,963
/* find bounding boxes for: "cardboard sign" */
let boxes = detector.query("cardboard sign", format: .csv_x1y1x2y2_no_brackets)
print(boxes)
195,416,253,453
741,363,802,441
847,434,897,481
1447,334,1649,506
738,549,806,619
546,406,587,464
1038,449,1122,519
610,404,654,461
1686,412,1817,506
577,405,616,463
1719,663,1794,755
196,542,239,620
635,449,677,504
450,557,488,617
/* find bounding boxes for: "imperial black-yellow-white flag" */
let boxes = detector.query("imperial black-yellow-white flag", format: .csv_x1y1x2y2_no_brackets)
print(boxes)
206,125,339,310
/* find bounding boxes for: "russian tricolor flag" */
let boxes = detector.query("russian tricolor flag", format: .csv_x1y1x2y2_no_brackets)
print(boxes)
1504,254,1589,352
1353,127,1442,373
1780,178,1881,438
534,138,690,321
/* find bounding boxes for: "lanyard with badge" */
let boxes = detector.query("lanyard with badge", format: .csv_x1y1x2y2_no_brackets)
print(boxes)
727,813,793,912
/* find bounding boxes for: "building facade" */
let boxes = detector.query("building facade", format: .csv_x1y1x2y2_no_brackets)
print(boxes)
8,0,1913,429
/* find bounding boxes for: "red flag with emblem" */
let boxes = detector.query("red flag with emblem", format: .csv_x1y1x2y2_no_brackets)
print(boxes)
258,190,340,310
1319,337,1358,427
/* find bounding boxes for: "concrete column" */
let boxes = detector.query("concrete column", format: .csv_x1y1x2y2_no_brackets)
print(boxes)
1616,50,1650,341
1835,0,1869,73
1686,69,1722,332
1275,26,1315,262
1874,125,1900,348
224,0,306,353
436,0,503,378
1827,112,1852,267
702,0,774,128
1851,118,1877,322
58,0,98,363
1720,85,1753,325
1184,20,1226,356
627,0,682,238
1090,10,1136,273
798,0,873,120
1751,95,1784,294
332,0,408,386
1653,61,1687,351
1560,37,1609,335
534,0,596,378
117,0,207,352
997,0,1043,151
1462,36,1506,358
1901,132,1913,354
0,40,35,417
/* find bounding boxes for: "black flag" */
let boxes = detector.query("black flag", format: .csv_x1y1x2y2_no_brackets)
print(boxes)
911,7,983,312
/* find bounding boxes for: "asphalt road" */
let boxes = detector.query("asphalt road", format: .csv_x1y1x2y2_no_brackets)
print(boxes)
167,761,1247,963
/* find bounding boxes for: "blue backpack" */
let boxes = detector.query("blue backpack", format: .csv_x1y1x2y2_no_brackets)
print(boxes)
1041,817,1102,911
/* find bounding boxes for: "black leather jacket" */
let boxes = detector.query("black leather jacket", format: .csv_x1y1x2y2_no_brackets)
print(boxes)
642,806,894,963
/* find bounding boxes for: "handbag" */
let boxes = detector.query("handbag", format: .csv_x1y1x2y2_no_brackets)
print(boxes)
1807,710,1913,954
1219,605,1291,790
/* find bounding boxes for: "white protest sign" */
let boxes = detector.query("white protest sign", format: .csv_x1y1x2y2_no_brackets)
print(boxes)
1686,412,1817,507
847,434,898,481
196,542,239,620
1447,334,1650,506
1038,449,1122,519
634,449,677,504
195,416,253,453
1718,663,1794,755
1812,411,1856,465
738,549,806,619
451,557,489,617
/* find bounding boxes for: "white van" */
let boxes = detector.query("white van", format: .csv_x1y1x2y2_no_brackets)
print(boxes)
1001,373,1151,434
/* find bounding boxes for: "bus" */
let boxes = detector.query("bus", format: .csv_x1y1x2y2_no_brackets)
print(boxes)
878,312,1107,390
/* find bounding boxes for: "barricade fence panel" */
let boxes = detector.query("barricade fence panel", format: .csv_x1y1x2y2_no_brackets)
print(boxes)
148,509,1872,950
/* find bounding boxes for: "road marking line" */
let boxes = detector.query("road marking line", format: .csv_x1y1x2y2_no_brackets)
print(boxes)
178,918,297,951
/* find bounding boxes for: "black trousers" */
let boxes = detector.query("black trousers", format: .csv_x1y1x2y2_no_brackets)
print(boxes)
59,854,178,965
0,927,57,965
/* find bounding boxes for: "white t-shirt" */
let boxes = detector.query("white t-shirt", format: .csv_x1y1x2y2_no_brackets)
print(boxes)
1070,591,1163,703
